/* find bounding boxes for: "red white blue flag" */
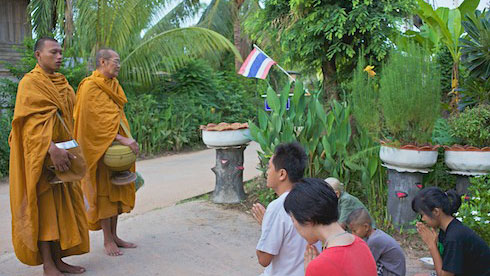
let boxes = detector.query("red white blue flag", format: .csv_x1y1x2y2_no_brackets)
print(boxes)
238,48,276,79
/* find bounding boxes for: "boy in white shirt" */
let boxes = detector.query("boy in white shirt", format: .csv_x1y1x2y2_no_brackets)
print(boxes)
251,142,315,276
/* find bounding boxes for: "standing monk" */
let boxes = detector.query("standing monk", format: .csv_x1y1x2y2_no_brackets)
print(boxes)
74,48,138,257
9,37,89,276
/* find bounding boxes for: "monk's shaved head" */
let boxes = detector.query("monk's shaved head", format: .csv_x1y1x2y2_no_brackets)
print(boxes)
96,48,117,68
346,208,372,227
34,37,59,52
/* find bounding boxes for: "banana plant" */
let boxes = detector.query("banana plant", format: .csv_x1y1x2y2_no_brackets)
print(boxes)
415,0,480,110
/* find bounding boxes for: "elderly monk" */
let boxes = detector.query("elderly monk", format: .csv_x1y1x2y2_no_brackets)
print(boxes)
9,37,89,276
74,48,139,257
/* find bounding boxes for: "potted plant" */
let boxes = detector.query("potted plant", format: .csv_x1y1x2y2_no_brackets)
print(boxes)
351,43,442,172
351,43,442,227
445,104,490,175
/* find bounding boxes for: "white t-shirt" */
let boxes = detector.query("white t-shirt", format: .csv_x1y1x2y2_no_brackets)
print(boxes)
256,191,313,276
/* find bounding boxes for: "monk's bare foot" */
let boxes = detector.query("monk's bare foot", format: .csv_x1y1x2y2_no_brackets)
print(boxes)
104,241,123,256
43,264,64,276
55,259,86,274
113,236,137,248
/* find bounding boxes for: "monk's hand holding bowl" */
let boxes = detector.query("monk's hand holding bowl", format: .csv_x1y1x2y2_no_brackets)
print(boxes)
116,135,140,155
48,142,75,172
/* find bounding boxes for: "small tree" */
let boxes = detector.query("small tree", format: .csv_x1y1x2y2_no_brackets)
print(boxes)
246,0,414,99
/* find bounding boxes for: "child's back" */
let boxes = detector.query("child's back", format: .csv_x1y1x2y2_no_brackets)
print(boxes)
366,229,406,276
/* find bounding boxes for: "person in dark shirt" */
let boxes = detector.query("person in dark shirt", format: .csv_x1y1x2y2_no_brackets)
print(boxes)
412,187,490,276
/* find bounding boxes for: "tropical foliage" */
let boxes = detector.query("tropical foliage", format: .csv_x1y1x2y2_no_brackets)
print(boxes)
456,175,490,244
245,0,414,99
448,104,490,147
351,42,441,145
413,0,480,109
27,0,241,85
125,59,259,156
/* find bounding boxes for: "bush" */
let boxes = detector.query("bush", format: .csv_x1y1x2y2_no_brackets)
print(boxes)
456,175,490,244
448,104,490,147
125,59,260,156
0,111,12,178
351,43,441,145
249,83,389,224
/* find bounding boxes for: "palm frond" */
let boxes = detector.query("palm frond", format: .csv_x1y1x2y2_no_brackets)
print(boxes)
144,0,204,40
28,0,64,37
197,0,235,38
121,27,242,85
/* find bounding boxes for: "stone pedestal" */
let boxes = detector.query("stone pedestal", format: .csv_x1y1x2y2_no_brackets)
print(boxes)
455,175,471,196
211,145,247,204
387,169,423,229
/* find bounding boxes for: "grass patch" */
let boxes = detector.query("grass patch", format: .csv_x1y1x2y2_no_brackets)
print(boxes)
176,192,211,205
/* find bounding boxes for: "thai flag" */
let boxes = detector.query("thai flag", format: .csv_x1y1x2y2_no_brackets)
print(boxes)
238,48,276,79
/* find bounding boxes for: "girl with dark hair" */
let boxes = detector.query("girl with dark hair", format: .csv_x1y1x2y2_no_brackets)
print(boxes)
412,187,490,276
284,178,377,276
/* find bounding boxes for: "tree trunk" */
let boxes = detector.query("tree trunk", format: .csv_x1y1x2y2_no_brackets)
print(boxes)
321,59,338,100
449,60,460,112
233,0,245,70
64,0,74,49
211,146,246,203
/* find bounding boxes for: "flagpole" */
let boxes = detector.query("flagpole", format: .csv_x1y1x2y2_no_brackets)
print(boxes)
253,44,295,82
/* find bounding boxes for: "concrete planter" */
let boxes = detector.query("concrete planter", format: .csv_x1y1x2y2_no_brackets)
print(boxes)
379,144,439,173
444,146,490,175
380,143,439,228
202,129,251,147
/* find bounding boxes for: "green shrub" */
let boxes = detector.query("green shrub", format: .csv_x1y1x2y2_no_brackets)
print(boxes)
125,59,259,156
0,112,12,178
249,83,389,223
351,43,442,145
249,83,379,183
448,104,490,147
456,175,490,244
379,43,441,145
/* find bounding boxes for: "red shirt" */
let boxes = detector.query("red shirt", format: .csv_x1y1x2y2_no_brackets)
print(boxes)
306,236,377,276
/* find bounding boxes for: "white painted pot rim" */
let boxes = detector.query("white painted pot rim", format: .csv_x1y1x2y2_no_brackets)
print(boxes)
202,129,251,147
444,150,490,175
380,145,438,173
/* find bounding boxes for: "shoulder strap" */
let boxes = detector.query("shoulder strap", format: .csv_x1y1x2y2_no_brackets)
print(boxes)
119,118,133,140
56,111,75,140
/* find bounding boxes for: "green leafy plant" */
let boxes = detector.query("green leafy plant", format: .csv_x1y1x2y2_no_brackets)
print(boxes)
460,10,490,80
249,83,377,182
415,0,480,108
379,43,441,145
250,83,389,224
245,0,414,99
0,111,12,178
351,42,441,145
448,104,490,147
456,175,490,244
125,59,258,157
460,9,490,106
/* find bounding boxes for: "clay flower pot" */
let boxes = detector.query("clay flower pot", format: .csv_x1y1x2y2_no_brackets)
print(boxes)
379,142,439,173
201,123,251,147
444,145,490,175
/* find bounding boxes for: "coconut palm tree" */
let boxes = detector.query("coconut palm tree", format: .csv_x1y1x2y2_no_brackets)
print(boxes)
197,0,260,70
28,0,241,84
28,0,75,48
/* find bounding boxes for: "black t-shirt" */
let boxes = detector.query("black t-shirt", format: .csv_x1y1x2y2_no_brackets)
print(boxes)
438,218,490,276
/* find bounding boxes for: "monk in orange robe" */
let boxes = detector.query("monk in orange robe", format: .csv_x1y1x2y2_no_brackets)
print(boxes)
9,37,89,276
74,48,138,257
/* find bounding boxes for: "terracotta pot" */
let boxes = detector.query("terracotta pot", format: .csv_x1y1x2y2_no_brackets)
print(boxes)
202,129,251,147
444,145,490,175
379,144,439,173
